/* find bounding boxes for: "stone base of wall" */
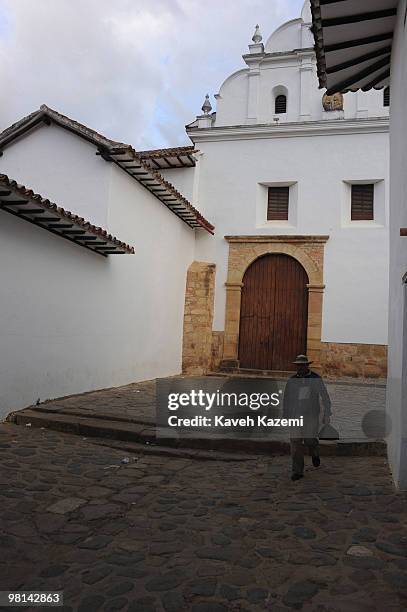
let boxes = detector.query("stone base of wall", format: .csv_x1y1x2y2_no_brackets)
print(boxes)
210,331,224,371
210,336,387,379
182,262,216,375
319,342,387,378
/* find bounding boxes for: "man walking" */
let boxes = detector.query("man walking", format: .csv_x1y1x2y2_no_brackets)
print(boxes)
283,355,332,481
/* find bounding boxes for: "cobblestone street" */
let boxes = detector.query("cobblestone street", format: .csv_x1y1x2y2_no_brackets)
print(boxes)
1,422,406,611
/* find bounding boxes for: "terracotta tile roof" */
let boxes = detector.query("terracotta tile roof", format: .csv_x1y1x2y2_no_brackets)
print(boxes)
138,145,196,157
0,174,135,256
0,105,214,234
0,104,126,150
107,144,213,234
138,146,197,168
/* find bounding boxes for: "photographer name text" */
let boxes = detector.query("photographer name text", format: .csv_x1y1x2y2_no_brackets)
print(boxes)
167,415,303,428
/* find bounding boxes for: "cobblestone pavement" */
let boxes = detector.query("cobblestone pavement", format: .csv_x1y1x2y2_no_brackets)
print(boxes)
36,376,387,440
1,422,406,612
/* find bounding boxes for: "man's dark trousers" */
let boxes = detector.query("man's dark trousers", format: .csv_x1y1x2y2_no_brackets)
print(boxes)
290,437,319,475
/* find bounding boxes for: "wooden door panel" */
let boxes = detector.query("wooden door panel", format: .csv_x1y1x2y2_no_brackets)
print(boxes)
238,254,308,371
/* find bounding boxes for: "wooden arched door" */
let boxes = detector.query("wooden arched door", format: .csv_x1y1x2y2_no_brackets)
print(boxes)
238,254,309,371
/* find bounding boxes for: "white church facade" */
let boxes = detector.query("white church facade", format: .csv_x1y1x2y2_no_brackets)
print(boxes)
0,2,390,419
169,2,390,379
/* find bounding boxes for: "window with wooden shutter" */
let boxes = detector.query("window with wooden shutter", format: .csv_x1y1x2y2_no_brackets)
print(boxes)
267,186,289,221
275,95,287,114
383,86,390,107
351,184,374,221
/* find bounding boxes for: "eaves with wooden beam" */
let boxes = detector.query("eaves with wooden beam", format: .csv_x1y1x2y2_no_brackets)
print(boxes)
0,174,135,256
97,145,214,234
310,0,398,94
0,105,214,234
138,146,197,169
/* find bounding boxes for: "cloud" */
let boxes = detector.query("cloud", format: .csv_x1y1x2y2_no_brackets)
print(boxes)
0,0,304,149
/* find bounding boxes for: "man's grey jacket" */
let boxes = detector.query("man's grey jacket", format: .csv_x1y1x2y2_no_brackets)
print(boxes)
282,371,332,438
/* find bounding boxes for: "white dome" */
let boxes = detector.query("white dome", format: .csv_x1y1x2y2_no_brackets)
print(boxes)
264,18,302,53
264,1,312,54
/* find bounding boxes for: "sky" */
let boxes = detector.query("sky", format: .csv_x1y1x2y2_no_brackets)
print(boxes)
0,0,304,150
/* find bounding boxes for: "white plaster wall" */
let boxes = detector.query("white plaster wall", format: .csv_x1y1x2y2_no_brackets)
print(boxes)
159,167,195,202
193,129,389,346
386,0,407,489
344,89,390,120
0,125,111,227
0,130,195,419
257,62,301,123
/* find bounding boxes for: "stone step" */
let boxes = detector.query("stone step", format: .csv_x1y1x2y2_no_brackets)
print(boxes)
9,408,287,455
89,438,258,462
10,408,155,443
213,368,293,379
9,407,386,457
33,404,154,427
209,370,387,388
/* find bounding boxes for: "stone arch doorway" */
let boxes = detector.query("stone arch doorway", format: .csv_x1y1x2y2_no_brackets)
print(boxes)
238,254,309,371
221,235,329,371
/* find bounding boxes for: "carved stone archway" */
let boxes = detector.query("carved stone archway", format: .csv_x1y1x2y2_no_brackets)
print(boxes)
221,235,329,370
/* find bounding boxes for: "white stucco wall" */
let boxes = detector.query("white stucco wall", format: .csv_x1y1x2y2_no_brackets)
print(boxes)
159,167,195,203
0,125,111,227
192,127,389,346
386,0,407,489
0,126,195,419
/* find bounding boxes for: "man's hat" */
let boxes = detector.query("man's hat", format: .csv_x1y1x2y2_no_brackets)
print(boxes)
292,354,313,365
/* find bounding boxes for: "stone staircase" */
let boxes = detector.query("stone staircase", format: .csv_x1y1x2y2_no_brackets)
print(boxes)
8,403,386,459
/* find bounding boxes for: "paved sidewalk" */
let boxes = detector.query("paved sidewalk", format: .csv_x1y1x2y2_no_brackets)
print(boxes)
0,422,406,611
29,376,387,441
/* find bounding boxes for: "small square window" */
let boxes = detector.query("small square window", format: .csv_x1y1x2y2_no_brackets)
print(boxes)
351,184,374,221
267,186,289,221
